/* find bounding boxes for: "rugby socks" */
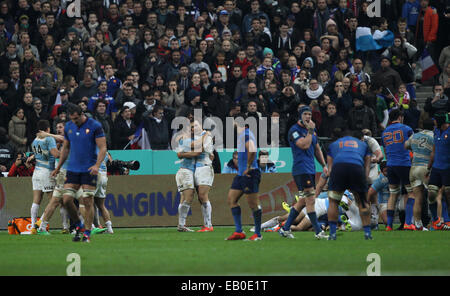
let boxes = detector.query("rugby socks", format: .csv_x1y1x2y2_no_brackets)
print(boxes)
442,200,449,223
363,225,372,237
307,211,321,235
252,208,262,237
329,221,337,237
429,202,438,222
31,203,40,226
60,207,69,230
39,220,48,232
405,198,415,225
387,210,394,228
231,206,243,233
283,207,299,231
201,201,212,228
105,220,113,232
93,207,100,227
178,201,190,227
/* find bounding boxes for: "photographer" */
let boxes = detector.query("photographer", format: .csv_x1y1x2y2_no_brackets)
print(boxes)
8,152,35,177
106,153,140,176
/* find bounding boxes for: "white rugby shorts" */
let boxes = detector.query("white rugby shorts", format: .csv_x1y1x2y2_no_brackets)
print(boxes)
32,168,56,192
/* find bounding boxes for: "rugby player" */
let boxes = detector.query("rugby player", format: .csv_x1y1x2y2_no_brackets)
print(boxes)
36,120,70,234
279,105,329,239
427,112,450,230
326,130,372,240
175,119,214,232
404,118,435,230
381,109,414,231
30,120,59,234
52,104,107,243
225,116,262,241
367,160,390,229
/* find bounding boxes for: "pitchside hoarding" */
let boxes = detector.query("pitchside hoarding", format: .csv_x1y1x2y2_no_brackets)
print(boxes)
109,148,324,175
0,173,315,230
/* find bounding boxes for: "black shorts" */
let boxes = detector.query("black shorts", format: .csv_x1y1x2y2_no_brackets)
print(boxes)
328,163,367,194
293,174,316,191
429,168,450,187
387,166,410,186
65,171,97,187
230,169,261,194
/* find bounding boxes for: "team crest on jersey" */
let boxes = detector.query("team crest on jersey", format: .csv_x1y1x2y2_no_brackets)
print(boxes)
86,129,90,134
68,130,72,134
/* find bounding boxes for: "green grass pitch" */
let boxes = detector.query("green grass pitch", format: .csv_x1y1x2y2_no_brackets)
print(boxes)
0,226,449,276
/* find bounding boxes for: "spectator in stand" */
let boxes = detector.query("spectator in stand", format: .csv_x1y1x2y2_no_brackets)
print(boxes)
112,106,137,150
143,104,170,150
8,107,28,153
424,84,449,118
347,95,378,137
318,101,346,138
222,151,239,174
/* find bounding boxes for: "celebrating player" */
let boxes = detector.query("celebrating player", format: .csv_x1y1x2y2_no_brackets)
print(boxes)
279,105,329,239
30,120,60,234
427,112,450,230
36,120,70,234
381,109,414,231
226,116,262,241
51,103,107,243
326,130,372,240
175,119,214,232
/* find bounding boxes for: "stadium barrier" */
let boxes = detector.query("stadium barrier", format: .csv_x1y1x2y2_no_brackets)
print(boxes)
108,137,382,175
0,173,321,229
109,147,324,175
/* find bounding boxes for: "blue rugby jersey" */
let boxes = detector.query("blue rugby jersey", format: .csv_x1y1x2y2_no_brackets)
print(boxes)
381,122,413,167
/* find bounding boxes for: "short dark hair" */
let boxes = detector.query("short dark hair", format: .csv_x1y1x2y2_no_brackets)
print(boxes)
37,119,50,131
67,103,83,116
389,108,403,122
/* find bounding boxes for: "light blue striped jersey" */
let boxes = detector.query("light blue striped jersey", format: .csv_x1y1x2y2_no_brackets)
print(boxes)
31,136,57,170
176,136,196,172
371,173,390,204
405,130,434,167
194,131,214,168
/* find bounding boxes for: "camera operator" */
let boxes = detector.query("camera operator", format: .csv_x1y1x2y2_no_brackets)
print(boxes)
106,154,140,176
8,152,35,177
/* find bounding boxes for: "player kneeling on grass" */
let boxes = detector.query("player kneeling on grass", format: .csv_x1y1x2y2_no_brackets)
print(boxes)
327,130,373,240
30,120,59,234
175,119,214,232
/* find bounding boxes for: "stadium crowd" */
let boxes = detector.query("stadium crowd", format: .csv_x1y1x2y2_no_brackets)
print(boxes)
0,0,450,176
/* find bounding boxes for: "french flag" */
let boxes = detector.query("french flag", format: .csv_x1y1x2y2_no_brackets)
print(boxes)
129,123,151,150
420,49,439,82
356,27,382,52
